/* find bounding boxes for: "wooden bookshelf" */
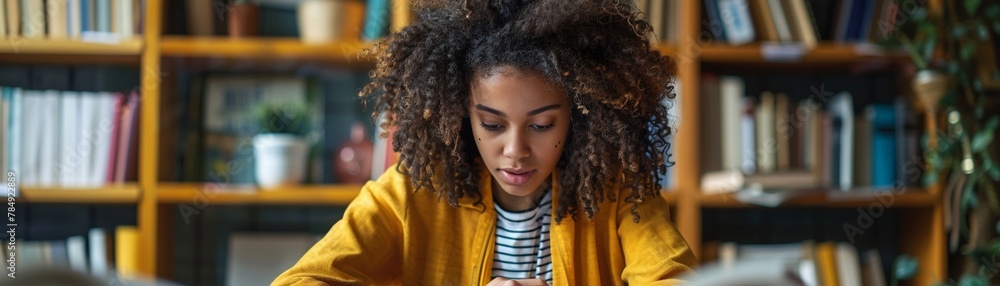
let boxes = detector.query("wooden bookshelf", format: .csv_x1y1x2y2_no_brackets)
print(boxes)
3,0,953,284
18,184,141,203
156,183,362,205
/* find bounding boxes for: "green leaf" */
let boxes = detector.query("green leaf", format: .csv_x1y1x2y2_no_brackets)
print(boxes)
958,275,989,286
924,170,939,186
948,61,962,74
961,42,978,61
953,25,969,39
894,255,919,280
984,115,999,131
921,24,937,62
913,7,928,22
988,5,1000,19
990,166,1000,182
978,22,991,40
967,0,982,15
983,154,1000,181
972,116,999,152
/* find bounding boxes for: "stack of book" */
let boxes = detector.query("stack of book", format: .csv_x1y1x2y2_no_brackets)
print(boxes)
0,0,144,42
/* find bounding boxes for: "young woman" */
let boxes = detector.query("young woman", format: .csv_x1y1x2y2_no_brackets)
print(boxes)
273,0,696,284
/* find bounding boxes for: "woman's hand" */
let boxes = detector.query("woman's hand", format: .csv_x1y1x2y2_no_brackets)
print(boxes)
485,277,548,286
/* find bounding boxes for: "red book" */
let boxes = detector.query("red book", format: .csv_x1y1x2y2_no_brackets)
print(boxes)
106,93,125,183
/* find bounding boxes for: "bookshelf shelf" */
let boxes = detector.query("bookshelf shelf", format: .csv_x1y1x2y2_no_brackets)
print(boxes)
0,38,143,55
18,184,141,203
156,183,362,205
699,43,906,64
160,37,375,64
699,189,937,208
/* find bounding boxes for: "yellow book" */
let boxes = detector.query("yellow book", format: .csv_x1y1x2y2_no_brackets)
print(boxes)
391,0,410,32
815,242,840,286
115,226,140,278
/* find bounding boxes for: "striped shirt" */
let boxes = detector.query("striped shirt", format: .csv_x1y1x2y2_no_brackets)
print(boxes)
491,190,553,284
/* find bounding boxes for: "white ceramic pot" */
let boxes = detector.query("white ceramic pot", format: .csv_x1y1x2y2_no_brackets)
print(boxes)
298,0,344,44
253,133,309,188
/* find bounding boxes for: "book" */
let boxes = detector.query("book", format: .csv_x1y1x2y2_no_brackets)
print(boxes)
66,235,88,273
362,0,389,40
22,0,45,38
185,0,214,35
867,104,896,188
0,2,5,39
391,0,410,32
118,0,133,39
704,0,728,42
766,0,792,42
21,91,40,186
774,93,789,171
853,115,871,187
749,0,779,41
116,92,139,182
90,93,116,186
105,93,124,184
720,76,744,172
756,91,776,173
828,92,853,190
47,0,69,39
814,241,839,286
782,0,817,48
59,91,82,186
740,97,756,174
96,0,109,32
5,0,18,37
835,242,862,285
648,0,664,42
115,226,139,278
718,0,755,45
68,0,81,38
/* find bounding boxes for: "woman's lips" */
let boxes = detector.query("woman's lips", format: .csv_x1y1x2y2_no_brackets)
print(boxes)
499,169,535,186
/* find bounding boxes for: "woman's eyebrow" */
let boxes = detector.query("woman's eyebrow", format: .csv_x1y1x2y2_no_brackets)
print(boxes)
474,104,562,117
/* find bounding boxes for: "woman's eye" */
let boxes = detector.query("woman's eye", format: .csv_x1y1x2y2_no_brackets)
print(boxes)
532,124,555,131
480,123,503,131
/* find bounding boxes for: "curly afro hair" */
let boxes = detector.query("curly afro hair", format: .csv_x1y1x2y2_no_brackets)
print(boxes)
359,0,677,223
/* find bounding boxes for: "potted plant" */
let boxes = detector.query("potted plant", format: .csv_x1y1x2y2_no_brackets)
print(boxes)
886,0,1000,284
251,101,312,188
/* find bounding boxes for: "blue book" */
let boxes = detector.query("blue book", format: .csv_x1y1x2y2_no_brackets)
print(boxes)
703,0,727,42
362,0,390,40
868,104,896,188
81,0,90,32
844,0,869,41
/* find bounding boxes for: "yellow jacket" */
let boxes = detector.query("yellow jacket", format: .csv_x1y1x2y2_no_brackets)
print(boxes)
273,166,696,285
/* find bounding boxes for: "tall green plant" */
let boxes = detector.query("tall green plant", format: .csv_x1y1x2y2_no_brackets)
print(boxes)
886,0,1000,284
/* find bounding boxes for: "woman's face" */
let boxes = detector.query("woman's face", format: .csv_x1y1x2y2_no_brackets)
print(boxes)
469,66,571,203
